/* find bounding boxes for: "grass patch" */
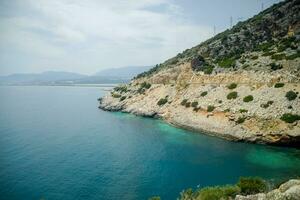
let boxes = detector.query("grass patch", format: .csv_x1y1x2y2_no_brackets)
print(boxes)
243,95,254,102
227,83,237,89
227,91,238,99
274,83,284,88
280,113,300,123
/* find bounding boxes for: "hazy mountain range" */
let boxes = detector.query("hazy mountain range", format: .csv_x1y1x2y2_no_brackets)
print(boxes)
0,66,152,85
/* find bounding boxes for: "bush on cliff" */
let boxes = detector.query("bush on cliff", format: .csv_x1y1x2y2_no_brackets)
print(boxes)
201,91,208,97
237,177,267,195
227,83,237,89
274,83,284,88
280,113,300,123
227,91,238,99
207,105,215,112
181,99,188,106
243,95,254,102
157,98,168,106
112,93,121,98
191,101,198,108
120,96,126,101
285,91,297,101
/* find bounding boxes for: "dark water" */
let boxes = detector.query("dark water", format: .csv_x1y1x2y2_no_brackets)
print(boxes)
0,86,299,200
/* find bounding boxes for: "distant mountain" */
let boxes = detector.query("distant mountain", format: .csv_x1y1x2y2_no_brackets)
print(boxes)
95,66,153,79
0,71,87,85
0,66,151,85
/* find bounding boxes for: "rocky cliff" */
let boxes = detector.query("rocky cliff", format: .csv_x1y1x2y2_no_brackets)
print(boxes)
99,0,300,147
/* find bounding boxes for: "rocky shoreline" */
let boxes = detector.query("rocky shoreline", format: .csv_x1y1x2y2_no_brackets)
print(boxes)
99,68,300,148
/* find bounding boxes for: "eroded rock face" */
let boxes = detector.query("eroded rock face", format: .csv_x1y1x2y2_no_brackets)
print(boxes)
235,179,300,200
99,64,300,147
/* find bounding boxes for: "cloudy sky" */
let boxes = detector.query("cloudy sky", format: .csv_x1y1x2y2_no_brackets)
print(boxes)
0,0,281,75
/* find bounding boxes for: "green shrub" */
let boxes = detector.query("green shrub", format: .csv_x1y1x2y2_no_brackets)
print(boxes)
262,51,275,57
243,95,254,102
236,117,246,124
137,87,145,94
251,55,258,60
185,102,191,108
193,107,201,112
227,83,237,89
227,92,238,99
270,63,283,71
286,51,300,60
237,177,267,195
207,105,215,112
201,91,208,97
114,86,128,93
148,196,161,200
218,57,236,68
157,98,168,106
261,100,274,108
112,93,121,98
197,185,240,200
224,108,230,112
280,113,300,123
274,83,284,88
271,53,285,60
120,96,126,101
239,109,248,113
140,82,151,89
203,65,214,74
285,91,297,101
191,101,198,108
181,99,188,106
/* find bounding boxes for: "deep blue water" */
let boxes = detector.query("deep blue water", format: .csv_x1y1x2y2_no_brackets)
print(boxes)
0,86,299,200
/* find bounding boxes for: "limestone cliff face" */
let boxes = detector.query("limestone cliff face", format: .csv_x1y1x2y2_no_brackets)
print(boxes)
99,0,300,147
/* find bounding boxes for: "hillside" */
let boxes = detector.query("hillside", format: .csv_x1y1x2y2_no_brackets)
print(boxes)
99,0,300,147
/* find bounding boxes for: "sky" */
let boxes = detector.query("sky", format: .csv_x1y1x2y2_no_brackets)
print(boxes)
0,0,282,75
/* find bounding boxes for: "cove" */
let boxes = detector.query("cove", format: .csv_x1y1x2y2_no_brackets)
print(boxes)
0,86,299,200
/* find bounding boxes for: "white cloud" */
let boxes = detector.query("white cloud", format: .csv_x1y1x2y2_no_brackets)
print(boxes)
0,0,213,74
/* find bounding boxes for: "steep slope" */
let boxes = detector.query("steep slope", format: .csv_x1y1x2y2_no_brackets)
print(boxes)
99,0,300,147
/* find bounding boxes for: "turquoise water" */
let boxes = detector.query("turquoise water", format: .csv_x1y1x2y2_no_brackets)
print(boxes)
0,86,299,200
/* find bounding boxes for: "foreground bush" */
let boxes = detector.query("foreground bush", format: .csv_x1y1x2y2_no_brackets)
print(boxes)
237,177,267,195
280,113,300,123
196,185,240,200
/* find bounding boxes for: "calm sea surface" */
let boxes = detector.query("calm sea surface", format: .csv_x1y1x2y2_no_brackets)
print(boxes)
0,86,299,200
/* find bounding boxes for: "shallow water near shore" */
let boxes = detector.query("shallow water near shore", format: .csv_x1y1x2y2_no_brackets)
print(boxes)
0,86,300,200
